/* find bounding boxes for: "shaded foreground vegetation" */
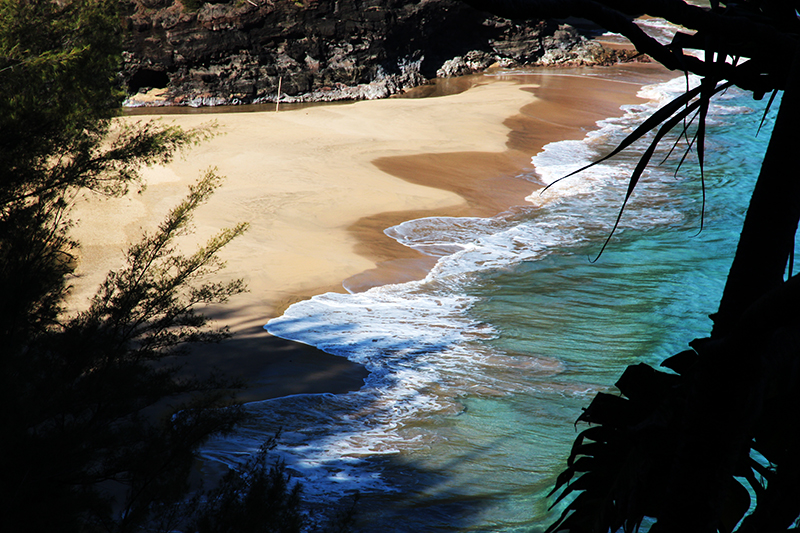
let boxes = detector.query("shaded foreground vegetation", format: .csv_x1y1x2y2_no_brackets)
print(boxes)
0,1,345,531
465,0,800,531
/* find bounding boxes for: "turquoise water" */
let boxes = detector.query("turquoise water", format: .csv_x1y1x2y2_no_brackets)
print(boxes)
199,72,778,531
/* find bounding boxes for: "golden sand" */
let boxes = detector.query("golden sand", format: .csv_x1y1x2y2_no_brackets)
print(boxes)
68,63,672,400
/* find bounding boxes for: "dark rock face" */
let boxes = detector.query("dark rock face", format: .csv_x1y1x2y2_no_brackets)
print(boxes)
122,0,628,106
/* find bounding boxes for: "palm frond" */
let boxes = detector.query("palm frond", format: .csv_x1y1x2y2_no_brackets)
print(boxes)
545,363,681,533
541,78,733,261
541,83,705,194
756,89,779,137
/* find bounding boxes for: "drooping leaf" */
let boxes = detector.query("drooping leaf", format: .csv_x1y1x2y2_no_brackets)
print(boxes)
548,466,577,498
567,426,614,467
578,392,634,427
583,80,733,261
756,89,779,137
671,110,700,177
615,363,679,403
719,479,751,533
660,106,699,166
541,83,706,193
693,75,716,235
660,349,699,375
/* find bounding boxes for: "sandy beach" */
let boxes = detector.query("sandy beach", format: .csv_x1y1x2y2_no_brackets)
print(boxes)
68,62,672,402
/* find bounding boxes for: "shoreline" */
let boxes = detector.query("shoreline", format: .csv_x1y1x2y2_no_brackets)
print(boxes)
344,62,674,294
68,63,673,402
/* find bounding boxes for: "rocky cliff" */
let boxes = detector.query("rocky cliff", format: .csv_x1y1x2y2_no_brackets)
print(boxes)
122,0,635,106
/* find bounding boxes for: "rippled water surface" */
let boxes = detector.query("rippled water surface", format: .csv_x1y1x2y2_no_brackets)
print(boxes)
199,67,779,531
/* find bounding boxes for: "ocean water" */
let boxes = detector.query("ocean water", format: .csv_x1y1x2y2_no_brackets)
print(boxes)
198,69,780,531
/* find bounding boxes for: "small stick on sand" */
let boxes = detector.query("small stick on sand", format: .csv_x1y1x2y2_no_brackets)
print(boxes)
276,76,282,112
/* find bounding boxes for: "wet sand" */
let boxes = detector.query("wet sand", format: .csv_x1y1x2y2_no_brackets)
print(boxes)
68,62,673,402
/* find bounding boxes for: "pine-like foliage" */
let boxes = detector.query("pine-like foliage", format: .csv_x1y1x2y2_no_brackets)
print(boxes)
0,2,256,531
192,437,304,533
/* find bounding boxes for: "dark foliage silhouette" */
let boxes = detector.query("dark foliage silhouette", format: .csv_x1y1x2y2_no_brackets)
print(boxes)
0,2,255,531
1,2,359,531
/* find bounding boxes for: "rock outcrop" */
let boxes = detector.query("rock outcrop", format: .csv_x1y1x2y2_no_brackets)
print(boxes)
122,0,637,106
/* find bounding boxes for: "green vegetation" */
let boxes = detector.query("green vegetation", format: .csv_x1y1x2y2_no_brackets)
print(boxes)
192,437,304,533
0,1,315,531
466,0,800,531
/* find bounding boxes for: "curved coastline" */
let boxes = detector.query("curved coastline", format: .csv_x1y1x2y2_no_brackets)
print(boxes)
345,62,674,293
68,63,673,403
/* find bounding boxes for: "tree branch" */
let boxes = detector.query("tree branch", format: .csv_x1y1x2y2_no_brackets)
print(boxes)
463,0,797,93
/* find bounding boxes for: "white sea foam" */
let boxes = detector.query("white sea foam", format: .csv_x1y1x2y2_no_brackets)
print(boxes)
200,62,752,515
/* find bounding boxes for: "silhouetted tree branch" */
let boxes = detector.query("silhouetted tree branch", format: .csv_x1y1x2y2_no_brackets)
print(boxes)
465,0,798,94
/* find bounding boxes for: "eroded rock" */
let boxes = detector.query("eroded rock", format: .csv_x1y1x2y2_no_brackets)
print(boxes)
122,0,633,106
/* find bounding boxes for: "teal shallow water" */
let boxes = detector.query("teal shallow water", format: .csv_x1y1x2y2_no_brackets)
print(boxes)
428,85,778,531
198,73,781,531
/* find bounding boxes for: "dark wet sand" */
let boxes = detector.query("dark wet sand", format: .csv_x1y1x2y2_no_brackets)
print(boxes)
80,62,674,403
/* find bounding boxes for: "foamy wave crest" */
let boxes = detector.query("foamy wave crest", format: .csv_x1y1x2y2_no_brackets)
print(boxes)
526,70,711,228
200,66,747,510
254,282,499,498
385,216,510,257
270,287,489,365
